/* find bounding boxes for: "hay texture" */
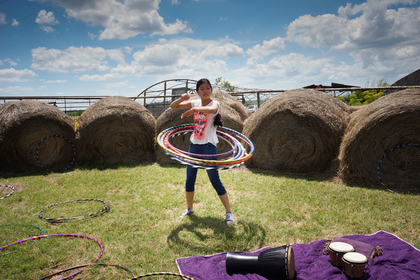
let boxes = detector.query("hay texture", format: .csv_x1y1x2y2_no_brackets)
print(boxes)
75,96,156,165
156,90,249,164
0,100,75,172
339,88,420,188
243,89,349,173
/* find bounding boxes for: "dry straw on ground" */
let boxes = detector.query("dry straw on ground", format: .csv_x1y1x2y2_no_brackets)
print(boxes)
75,96,156,165
0,100,75,172
339,88,420,189
155,90,251,165
243,89,349,173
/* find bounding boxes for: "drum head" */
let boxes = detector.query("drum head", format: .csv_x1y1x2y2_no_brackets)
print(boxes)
329,242,354,253
287,245,296,280
343,252,368,264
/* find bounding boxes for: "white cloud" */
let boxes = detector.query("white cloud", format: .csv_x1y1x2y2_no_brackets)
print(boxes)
31,46,127,73
0,86,34,93
105,81,128,88
77,73,124,81
11,19,19,26
0,12,6,25
36,10,59,25
60,0,191,40
201,43,244,58
283,0,420,86
0,68,37,83
1,58,18,66
287,1,420,52
36,10,59,32
44,80,68,84
247,37,286,59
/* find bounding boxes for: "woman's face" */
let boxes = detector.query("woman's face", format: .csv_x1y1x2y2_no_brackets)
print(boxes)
197,82,212,100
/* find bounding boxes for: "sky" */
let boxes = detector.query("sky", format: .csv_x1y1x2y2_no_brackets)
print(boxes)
1,0,420,97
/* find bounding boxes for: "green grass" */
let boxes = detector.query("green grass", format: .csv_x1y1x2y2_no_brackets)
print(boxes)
1,163,419,279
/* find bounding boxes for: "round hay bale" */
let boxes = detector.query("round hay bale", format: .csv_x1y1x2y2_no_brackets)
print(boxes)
156,90,247,165
339,88,420,189
75,96,156,165
243,89,349,173
0,100,75,172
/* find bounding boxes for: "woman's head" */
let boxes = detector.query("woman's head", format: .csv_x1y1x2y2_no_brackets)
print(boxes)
196,78,212,92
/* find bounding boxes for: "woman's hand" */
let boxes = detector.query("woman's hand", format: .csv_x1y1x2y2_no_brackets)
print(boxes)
181,93,190,101
181,108,194,119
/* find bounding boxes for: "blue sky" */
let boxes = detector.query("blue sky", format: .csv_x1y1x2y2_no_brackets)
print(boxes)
1,0,419,97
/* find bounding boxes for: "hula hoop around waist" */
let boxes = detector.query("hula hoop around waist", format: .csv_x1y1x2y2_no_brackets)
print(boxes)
157,124,254,169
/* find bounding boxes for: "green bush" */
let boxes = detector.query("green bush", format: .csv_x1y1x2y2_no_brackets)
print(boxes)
66,110,84,117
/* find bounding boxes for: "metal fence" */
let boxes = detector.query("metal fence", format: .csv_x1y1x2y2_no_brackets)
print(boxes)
1,86,418,117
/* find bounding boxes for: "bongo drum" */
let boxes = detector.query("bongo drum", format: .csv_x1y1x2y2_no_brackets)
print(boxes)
342,252,368,279
328,242,354,267
226,245,295,280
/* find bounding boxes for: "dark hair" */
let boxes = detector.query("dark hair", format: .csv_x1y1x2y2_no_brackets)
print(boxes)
214,113,223,127
196,78,212,91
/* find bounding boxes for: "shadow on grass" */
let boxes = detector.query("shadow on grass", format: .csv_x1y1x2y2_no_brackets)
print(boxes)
246,161,420,196
0,160,164,179
167,216,266,255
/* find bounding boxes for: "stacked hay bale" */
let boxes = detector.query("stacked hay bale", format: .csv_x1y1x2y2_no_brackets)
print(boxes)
156,90,250,164
0,100,75,172
339,88,420,188
75,96,156,165
243,89,349,173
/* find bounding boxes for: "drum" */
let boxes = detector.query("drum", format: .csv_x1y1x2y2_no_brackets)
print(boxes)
226,245,295,280
342,252,368,278
328,242,354,267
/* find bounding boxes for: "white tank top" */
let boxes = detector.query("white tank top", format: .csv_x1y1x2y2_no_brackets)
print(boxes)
190,99,220,146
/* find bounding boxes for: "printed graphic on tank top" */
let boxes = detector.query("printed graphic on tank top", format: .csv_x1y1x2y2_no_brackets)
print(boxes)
193,111,208,141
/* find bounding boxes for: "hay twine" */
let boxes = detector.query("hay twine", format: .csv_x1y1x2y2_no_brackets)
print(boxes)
38,199,110,223
158,124,254,170
0,234,104,280
0,185,14,200
36,135,76,172
377,143,420,194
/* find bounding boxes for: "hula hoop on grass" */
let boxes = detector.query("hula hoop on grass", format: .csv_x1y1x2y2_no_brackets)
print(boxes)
157,124,254,170
130,272,194,279
39,263,136,280
36,135,76,172
377,143,420,193
38,199,110,223
0,185,14,200
0,223,44,255
0,234,104,280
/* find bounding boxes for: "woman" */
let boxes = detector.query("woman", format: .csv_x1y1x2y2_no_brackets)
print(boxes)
170,78,234,224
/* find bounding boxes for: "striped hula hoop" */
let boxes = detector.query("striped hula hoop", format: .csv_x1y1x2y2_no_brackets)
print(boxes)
36,135,76,172
157,124,254,170
0,185,14,200
0,234,104,280
38,199,110,223
378,143,420,194
0,223,44,255
130,272,194,279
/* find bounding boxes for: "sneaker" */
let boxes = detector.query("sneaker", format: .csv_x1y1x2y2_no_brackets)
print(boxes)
179,208,194,218
226,212,235,224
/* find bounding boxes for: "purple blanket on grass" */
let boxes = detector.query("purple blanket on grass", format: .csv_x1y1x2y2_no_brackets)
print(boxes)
176,231,420,280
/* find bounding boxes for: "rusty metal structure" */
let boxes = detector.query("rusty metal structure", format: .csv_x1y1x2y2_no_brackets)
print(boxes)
1,79,419,117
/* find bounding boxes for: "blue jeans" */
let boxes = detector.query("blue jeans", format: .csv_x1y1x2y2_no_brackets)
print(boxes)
185,143,227,196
